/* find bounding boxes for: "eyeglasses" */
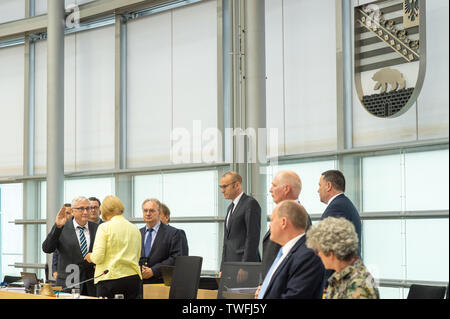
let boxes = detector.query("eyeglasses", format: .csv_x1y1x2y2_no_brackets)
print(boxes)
219,181,236,190
143,209,158,214
73,207,90,212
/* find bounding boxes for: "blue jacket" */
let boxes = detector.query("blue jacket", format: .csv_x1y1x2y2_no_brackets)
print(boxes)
262,235,325,299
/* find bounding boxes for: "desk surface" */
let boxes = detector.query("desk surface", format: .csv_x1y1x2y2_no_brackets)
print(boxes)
0,290,56,299
143,284,218,299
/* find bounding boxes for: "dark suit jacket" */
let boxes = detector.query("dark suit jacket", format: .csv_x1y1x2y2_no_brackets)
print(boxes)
178,228,189,256
42,218,98,296
321,193,362,285
139,222,183,284
262,235,325,299
321,193,362,256
261,212,312,279
221,193,261,270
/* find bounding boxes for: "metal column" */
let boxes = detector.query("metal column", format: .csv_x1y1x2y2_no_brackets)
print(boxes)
244,0,267,242
46,0,65,233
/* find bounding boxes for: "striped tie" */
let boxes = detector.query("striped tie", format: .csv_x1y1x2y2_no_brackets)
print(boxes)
77,226,88,257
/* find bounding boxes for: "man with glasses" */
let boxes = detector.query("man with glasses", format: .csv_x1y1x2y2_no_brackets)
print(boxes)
88,197,103,224
42,196,98,296
219,172,261,278
139,198,182,285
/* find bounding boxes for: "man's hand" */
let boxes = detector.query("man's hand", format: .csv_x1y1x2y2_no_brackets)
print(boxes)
53,272,58,280
236,268,248,284
254,285,261,299
55,205,69,228
142,266,154,279
84,253,92,263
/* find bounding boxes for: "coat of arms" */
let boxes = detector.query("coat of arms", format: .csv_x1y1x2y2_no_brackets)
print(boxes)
354,0,426,118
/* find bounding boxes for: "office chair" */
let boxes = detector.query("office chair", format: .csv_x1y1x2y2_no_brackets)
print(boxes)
407,284,447,299
169,256,203,299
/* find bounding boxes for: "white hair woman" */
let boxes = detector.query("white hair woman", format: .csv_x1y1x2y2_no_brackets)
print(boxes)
306,217,379,299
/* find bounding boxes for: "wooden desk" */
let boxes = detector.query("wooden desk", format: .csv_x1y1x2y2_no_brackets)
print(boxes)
0,290,55,299
143,284,218,299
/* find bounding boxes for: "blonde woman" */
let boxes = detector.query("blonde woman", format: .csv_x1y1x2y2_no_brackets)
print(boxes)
85,196,142,299
306,217,379,299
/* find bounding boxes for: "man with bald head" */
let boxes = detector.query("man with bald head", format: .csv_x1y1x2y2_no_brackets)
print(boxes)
262,171,312,278
256,200,324,299
220,171,261,272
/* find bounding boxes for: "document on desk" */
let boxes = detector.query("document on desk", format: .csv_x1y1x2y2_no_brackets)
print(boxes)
225,287,258,294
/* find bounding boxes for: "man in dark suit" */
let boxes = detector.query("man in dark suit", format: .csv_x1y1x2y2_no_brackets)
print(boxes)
139,198,183,284
256,200,324,299
42,196,98,296
318,170,362,255
160,203,189,256
262,171,312,279
88,197,104,224
219,171,261,279
318,170,362,289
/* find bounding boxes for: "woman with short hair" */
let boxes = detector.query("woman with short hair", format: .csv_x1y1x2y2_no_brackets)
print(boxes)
85,196,142,299
306,217,379,299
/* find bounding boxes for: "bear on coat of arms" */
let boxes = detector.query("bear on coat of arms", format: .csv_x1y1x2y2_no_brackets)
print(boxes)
372,68,406,93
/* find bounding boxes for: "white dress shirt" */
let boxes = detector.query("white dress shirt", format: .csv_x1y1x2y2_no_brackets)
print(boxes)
226,192,244,228
73,219,91,250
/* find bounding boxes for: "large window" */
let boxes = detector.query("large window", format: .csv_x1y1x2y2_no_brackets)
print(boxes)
133,170,219,271
0,183,24,279
361,148,449,298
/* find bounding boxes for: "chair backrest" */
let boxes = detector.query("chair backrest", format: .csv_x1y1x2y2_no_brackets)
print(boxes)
407,284,447,299
217,262,262,299
3,275,21,284
169,256,203,299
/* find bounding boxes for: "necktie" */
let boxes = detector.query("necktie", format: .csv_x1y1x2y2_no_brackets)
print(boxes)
226,202,235,229
144,228,154,257
77,226,88,257
258,249,283,299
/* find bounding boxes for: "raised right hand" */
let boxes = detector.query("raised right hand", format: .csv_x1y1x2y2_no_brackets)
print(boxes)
55,205,69,228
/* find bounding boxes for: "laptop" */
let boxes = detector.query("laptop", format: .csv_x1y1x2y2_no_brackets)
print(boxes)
20,272,39,290
160,265,175,286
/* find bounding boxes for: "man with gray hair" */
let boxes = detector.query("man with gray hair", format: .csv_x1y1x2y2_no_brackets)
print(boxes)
42,196,98,296
262,171,312,278
139,198,183,285
256,200,324,299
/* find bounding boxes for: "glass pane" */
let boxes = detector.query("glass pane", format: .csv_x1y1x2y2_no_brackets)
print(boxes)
0,45,24,177
417,0,449,140
404,149,449,211
64,177,115,203
170,222,219,272
133,175,163,218
362,154,402,212
0,183,24,279
379,287,404,299
406,219,449,282
0,0,25,24
127,12,172,167
162,171,218,217
74,26,115,171
266,160,336,216
363,220,404,280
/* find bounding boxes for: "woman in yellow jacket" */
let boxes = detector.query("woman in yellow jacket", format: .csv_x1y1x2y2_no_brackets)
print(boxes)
85,196,142,299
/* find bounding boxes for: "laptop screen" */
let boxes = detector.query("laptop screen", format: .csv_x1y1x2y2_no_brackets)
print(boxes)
20,272,38,289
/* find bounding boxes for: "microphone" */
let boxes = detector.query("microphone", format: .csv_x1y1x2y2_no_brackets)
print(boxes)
61,270,109,292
